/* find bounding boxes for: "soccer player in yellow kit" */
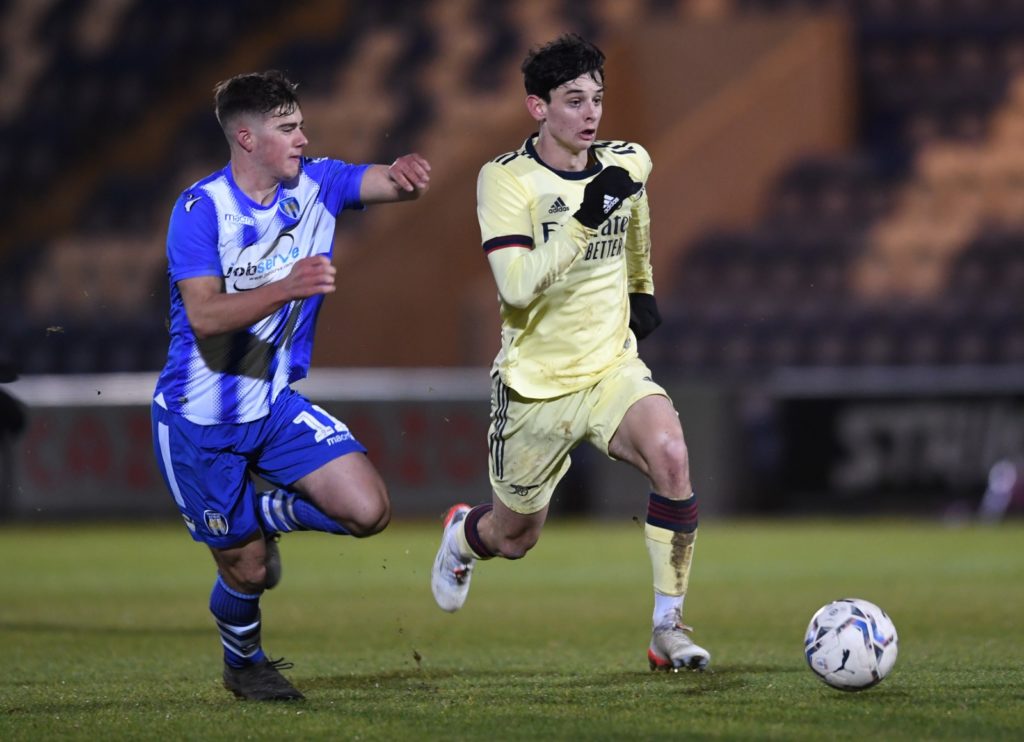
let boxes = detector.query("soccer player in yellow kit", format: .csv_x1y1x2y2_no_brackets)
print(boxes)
431,34,710,671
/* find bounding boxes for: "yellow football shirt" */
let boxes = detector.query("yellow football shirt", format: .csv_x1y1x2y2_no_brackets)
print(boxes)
477,135,655,399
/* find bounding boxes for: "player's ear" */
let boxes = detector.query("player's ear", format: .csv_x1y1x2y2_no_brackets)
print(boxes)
235,122,255,153
525,94,547,124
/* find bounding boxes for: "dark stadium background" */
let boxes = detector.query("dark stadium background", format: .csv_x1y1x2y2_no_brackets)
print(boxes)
1,0,1023,523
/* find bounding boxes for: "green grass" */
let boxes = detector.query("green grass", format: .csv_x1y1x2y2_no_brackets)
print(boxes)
2,518,1022,740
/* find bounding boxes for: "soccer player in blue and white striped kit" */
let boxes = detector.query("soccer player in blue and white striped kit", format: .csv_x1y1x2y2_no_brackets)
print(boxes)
151,70,430,701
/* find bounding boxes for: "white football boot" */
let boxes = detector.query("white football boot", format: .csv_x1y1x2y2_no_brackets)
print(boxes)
648,620,711,671
431,504,474,612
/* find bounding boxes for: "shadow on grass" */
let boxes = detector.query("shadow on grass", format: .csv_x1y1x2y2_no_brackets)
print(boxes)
811,686,913,702
0,620,208,637
4,665,911,720
2,658,832,720
5,668,724,720
299,663,799,697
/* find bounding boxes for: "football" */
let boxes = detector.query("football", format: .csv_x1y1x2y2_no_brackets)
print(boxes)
804,598,898,691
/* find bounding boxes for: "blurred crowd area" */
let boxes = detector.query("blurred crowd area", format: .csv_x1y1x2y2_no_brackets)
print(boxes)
1,0,1023,377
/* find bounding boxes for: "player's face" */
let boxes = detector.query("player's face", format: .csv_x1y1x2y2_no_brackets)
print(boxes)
539,73,604,157
253,106,308,182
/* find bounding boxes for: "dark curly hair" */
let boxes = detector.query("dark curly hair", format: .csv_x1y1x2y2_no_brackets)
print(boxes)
521,34,605,101
214,70,300,130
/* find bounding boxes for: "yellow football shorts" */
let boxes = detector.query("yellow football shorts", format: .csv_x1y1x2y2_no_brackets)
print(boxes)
488,356,668,514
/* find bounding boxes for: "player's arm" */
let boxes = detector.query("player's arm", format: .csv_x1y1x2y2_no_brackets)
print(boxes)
623,147,660,338
179,256,336,339
481,163,641,309
359,153,431,204
478,162,587,308
626,187,654,294
625,190,662,339
486,221,593,309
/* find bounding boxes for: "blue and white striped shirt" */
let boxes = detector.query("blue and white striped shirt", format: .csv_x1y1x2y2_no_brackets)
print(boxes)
154,157,367,424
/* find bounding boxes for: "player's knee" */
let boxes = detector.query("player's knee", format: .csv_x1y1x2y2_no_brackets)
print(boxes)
651,435,691,495
223,563,268,593
658,431,688,465
346,497,391,538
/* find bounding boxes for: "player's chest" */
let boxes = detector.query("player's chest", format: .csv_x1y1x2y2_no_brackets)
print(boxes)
530,191,631,266
217,206,321,293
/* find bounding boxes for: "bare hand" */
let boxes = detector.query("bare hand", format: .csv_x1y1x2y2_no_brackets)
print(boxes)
282,255,336,299
387,153,431,193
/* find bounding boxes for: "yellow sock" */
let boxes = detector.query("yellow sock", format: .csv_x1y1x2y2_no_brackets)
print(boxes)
645,522,697,597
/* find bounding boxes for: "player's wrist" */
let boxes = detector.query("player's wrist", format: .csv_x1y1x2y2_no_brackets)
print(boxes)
629,292,662,340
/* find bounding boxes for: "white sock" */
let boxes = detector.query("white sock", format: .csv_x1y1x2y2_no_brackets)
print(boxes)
653,590,685,628
449,529,467,560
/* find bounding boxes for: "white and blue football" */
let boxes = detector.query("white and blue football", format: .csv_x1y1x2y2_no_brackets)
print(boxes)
804,598,898,691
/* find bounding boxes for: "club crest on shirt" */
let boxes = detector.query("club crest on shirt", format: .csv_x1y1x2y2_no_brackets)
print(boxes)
279,196,300,219
203,510,230,536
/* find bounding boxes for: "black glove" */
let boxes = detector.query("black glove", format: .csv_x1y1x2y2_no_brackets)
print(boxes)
629,292,662,340
574,166,642,228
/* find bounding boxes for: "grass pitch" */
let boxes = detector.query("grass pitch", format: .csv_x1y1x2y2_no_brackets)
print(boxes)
2,517,1022,740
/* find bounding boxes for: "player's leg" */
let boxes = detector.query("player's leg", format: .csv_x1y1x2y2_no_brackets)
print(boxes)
291,451,390,537
252,482,360,590
431,375,576,612
432,497,549,612
255,389,387,537
255,487,355,537
151,401,302,700
461,496,548,559
208,534,302,700
252,390,389,588
593,360,710,670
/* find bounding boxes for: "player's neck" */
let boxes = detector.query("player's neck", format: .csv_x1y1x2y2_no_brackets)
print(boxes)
534,133,589,172
230,160,280,206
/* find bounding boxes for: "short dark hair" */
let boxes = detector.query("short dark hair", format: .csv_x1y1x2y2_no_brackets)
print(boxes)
521,34,605,101
213,70,300,130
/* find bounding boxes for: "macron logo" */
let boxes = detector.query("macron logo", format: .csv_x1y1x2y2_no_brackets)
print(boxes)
184,194,202,212
224,213,256,226
548,197,570,214
602,194,621,214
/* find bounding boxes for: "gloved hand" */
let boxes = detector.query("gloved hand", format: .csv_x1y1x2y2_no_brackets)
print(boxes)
574,166,643,228
629,292,662,340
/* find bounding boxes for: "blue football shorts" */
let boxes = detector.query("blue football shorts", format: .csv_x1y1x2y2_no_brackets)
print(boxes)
151,387,366,548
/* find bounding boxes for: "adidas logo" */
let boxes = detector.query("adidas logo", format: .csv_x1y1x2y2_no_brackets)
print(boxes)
548,197,570,214
602,194,621,213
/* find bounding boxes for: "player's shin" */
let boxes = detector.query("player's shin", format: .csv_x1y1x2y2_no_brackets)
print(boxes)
210,575,266,668
644,492,698,626
644,492,710,670
256,489,350,535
